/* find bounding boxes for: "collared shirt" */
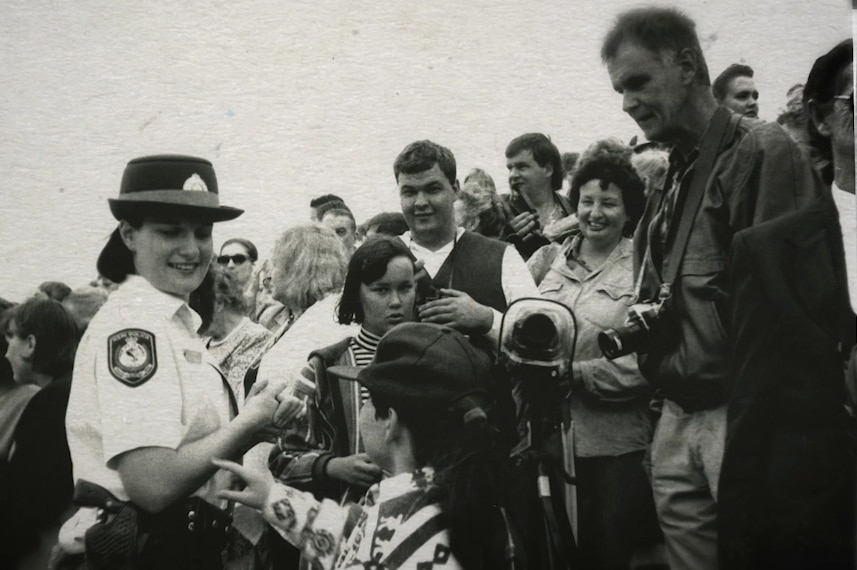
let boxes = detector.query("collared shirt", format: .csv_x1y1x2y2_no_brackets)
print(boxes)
262,467,461,569
537,235,652,456
832,182,857,311
65,275,233,504
650,147,699,277
399,227,539,340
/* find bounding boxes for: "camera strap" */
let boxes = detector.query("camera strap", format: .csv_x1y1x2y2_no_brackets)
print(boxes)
661,106,742,286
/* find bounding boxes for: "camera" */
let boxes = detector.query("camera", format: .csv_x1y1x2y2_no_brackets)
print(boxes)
598,299,666,360
499,298,576,380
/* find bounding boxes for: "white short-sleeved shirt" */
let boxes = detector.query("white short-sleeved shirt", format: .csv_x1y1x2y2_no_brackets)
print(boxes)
65,275,233,505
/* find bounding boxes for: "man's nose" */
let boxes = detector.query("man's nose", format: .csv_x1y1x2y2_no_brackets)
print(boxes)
622,92,638,113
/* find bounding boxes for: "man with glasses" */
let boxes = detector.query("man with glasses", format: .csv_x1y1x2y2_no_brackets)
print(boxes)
719,39,856,570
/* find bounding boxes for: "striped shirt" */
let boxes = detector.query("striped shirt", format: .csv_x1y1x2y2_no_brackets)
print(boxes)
350,327,382,404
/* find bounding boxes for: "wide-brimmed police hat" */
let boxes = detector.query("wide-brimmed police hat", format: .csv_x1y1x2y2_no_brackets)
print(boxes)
108,154,243,223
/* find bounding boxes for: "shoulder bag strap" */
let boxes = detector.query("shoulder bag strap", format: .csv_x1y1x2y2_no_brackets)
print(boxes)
662,107,741,285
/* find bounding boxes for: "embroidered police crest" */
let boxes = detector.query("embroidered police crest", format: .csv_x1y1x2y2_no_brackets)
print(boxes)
108,329,157,386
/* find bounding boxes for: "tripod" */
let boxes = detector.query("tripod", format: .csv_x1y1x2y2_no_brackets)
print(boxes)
510,368,578,570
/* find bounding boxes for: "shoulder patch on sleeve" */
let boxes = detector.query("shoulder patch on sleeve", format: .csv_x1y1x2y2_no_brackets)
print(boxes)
107,329,158,387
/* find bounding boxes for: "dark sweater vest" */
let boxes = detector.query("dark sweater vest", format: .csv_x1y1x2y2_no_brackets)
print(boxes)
432,231,508,312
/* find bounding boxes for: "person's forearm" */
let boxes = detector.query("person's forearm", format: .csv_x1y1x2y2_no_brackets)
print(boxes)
117,413,262,513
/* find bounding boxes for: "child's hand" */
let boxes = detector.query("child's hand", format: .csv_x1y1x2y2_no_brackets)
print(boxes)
213,458,275,511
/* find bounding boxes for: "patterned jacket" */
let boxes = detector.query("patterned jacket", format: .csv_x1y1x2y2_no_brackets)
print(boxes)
262,467,461,570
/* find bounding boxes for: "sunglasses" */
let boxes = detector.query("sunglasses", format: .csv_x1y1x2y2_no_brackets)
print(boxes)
216,254,250,266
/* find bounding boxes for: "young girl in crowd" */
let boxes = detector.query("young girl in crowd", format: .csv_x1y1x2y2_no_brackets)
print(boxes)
268,236,418,504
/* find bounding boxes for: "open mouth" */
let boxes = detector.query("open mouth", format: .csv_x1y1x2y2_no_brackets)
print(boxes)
169,262,199,273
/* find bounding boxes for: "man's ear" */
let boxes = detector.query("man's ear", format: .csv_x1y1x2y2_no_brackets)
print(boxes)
674,47,699,86
543,162,553,180
452,179,460,195
807,100,833,137
118,220,137,252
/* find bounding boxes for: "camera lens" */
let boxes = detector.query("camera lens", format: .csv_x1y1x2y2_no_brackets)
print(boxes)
598,320,649,360
511,313,559,359
598,329,626,360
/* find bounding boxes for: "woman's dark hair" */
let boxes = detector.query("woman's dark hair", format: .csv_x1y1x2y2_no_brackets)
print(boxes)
570,138,647,237
371,393,516,569
220,238,258,262
188,267,216,334
337,236,416,325
7,297,79,378
363,212,409,237
97,217,143,284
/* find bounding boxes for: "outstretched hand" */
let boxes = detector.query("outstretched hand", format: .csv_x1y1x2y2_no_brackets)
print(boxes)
213,458,274,511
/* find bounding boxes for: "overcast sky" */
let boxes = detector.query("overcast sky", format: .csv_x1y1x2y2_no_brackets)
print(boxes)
0,0,851,301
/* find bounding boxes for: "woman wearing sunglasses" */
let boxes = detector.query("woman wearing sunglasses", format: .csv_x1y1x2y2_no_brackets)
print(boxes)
56,155,302,570
216,238,257,294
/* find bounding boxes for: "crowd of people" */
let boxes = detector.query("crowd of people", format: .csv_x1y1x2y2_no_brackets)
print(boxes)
0,5,854,570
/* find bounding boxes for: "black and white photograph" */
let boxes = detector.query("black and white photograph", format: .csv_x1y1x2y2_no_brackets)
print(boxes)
0,1,853,569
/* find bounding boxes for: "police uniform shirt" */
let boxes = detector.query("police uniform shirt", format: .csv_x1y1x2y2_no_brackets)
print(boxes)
65,274,233,506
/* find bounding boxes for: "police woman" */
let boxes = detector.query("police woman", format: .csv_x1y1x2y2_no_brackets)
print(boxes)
57,155,302,570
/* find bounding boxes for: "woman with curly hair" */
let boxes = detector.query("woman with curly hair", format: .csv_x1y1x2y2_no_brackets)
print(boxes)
528,139,661,570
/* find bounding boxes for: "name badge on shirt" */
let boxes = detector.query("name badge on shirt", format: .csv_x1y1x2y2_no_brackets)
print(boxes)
183,349,202,364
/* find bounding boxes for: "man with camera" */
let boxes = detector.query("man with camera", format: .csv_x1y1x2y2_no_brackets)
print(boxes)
601,7,823,570
394,139,538,344
502,133,574,260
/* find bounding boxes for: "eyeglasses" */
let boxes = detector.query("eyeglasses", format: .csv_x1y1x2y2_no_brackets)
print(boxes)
216,254,250,266
833,93,854,113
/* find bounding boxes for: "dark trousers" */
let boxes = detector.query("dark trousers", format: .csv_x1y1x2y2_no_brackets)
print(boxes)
576,450,662,570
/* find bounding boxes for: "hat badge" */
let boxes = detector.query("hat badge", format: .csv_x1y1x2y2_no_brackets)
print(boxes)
182,173,208,192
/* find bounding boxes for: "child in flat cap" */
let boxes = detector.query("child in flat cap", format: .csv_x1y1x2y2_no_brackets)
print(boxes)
216,322,520,570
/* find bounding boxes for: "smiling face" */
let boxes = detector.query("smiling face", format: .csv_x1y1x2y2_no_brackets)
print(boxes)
577,179,629,251
398,163,458,250
359,256,416,336
722,75,759,118
506,149,553,198
120,217,214,300
608,41,691,145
